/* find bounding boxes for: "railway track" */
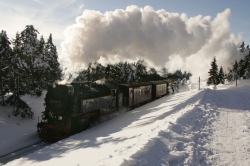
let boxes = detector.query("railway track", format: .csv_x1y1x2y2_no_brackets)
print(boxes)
0,141,51,165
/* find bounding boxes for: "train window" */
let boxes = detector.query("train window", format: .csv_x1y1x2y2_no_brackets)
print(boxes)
130,92,133,98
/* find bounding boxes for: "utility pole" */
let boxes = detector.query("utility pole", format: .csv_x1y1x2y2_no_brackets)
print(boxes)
1,80,5,106
235,69,238,87
236,76,238,87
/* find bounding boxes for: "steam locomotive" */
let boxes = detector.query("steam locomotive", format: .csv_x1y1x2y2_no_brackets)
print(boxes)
37,80,169,142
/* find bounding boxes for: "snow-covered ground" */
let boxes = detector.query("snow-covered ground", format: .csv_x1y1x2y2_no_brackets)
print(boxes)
1,79,250,166
0,93,45,157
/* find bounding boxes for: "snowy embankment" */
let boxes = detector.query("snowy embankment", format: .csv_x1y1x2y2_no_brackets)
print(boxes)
2,80,250,166
209,85,250,165
0,93,45,156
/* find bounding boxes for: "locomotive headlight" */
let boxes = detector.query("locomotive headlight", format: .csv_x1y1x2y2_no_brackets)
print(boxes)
58,116,63,120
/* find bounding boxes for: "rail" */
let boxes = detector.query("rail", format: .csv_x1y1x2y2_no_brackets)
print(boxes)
0,141,51,165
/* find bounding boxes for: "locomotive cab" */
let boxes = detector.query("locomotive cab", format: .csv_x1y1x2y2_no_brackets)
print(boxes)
44,84,75,118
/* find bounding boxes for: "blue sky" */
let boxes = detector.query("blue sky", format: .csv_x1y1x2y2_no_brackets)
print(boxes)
1,0,249,48
84,0,250,44
85,0,250,45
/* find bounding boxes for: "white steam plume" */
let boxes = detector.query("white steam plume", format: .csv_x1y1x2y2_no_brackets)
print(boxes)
60,5,243,81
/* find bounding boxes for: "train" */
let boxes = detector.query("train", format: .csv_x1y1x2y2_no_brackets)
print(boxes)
37,80,170,142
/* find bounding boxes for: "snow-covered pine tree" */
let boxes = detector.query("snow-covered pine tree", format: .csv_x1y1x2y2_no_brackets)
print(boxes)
243,46,250,78
218,66,225,84
7,31,34,119
34,36,48,90
226,69,234,82
244,65,250,79
243,51,250,78
44,34,62,86
4,27,61,119
32,35,46,95
238,59,246,78
7,25,43,118
19,25,43,96
0,30,13,106
11,32,24,94
207,56,219,87
233,60,239,79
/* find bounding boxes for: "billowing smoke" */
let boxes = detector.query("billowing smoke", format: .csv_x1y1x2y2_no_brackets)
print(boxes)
60,5,243,82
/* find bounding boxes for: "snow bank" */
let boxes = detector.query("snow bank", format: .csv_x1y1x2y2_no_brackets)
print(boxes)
0,93,45,156
121,89,218,165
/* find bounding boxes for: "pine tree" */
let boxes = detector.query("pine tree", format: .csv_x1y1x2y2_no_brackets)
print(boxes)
0,30,13,105
218,66,225,84
240,41,245,52
2,26,62,119
238,59,245,78
244,66,250,79
233,60,239,80
207,56,219,87
19,25,41,95
6,25,42,118
243,55,250,78
11,32,22,92
36,36,46,89
226,69,234,82
44,34,62,86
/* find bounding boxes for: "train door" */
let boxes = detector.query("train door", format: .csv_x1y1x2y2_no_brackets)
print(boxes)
129,88,133,107
134,88,139,106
